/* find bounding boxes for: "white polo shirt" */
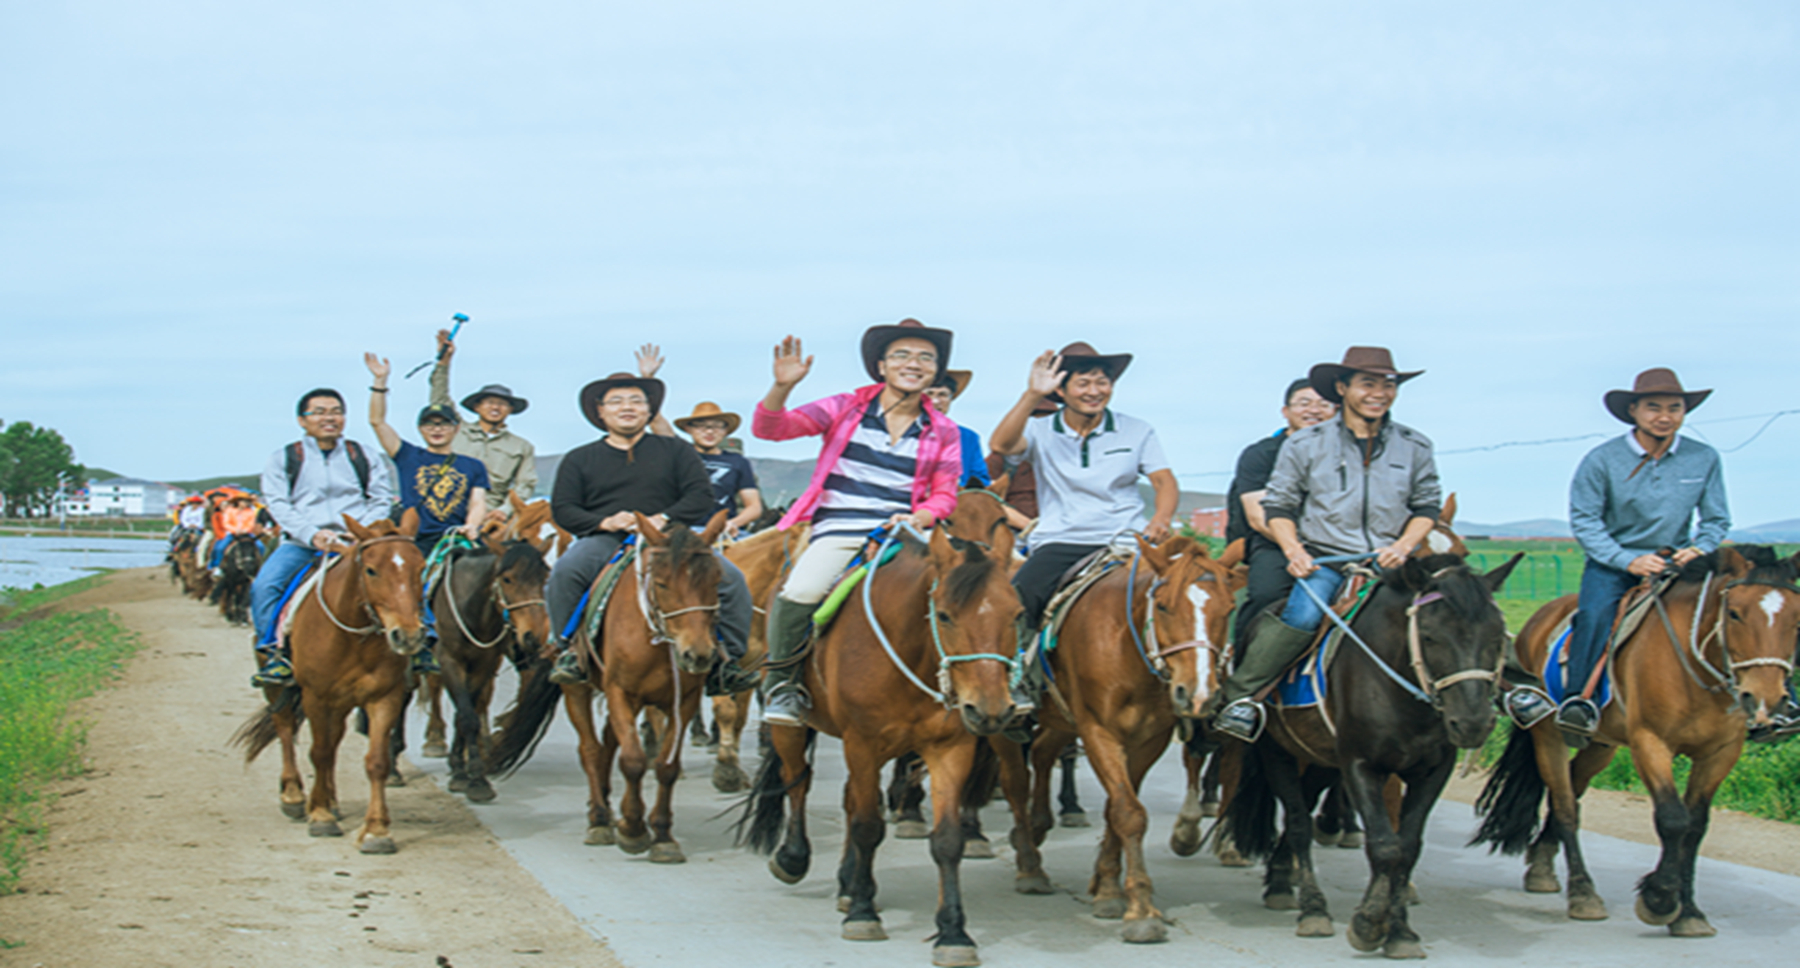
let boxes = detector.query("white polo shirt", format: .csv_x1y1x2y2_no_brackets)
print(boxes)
1019,408,1170,547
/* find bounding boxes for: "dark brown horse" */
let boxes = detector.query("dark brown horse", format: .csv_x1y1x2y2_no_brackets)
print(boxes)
208,535,264,626
233,511,429,853
488,511,729,862
741,490,1039,968
1473,545,1800,934
1222,552,1521,956
1023,535,1237,943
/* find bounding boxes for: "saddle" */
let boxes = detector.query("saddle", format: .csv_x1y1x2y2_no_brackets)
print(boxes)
1038,548,1135,653
1266,571,1375,709
421,533,474,605
266,553,342,648
1514,573,1668,705
562,539,640,653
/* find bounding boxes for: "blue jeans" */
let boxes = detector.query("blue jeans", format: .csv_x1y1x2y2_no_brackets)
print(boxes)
1565,559,1638,701
251,542,321,647
1278,566,1348,633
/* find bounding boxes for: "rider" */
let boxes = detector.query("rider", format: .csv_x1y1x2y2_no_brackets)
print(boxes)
542,371,753,686
753,319,966,727
366,352,491,558
1225,379,1337,651
208,492,268,576
990,342,1179,713
673,401,766,539
1556,368,1736,740
429,329,538,518
923,370,992,488
249,388,395,687
1212,346,1442,743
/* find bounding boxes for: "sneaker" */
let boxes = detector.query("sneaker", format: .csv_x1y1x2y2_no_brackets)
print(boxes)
763,689,808,728
251,654,295,688
210,567,224,579
1504,686,1556,729
548,649,586,685
1555,697,1599,748
1008,683,1038,721
705,658,761,697
1214,698,1265,743
411,644,441,676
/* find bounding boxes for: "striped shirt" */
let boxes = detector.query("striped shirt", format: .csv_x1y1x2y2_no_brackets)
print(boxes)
811,398,923,539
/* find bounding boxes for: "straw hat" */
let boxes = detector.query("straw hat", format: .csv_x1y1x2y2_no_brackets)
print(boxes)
673,401,742,436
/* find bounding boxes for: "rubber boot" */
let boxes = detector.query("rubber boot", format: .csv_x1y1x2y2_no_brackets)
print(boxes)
761,597,816,727
1209,617,1314,741
547,638,585,684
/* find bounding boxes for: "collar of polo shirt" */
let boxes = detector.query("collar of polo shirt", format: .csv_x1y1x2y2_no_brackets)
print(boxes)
1053,408,1116,468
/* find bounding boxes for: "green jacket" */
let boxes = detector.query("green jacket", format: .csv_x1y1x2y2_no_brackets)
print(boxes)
430,363,539,508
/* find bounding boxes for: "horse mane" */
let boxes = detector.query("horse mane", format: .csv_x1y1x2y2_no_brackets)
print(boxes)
499,539,550,584
664,525,722,586
1403,553,1493,622
1709,543,1793,586
942,543,1000,611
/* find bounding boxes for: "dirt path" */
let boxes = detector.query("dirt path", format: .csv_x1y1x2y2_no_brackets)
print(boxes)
0,569,624,968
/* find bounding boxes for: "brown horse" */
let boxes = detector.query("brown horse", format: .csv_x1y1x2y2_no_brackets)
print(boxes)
488,511,729,862
1023,535,1237,943
708,522,806,791
740,490,1040,968
233,511,428,853
1473,545,1800,934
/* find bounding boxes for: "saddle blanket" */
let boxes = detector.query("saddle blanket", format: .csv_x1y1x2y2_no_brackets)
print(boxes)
266,554,338,647
1542,618,1613,708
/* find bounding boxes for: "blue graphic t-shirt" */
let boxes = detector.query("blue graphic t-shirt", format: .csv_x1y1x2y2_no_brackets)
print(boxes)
699,451,758,516
394,441,490,540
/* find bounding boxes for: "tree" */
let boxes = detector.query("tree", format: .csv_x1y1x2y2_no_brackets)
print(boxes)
0,421,85,518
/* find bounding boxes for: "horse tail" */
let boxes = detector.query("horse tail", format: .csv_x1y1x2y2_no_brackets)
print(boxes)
1219,744,1280,860
230,687,302,763
737,727,816,854
486,659,563,778
1468,724,1545,855
962,737,1001,809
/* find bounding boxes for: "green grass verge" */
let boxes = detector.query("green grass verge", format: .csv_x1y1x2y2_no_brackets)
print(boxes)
0,590,141,897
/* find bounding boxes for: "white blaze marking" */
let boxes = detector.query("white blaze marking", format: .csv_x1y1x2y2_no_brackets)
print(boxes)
1426,530,1453,554
1186,586,1212,645
538,522,557,542
391,551,406,570
1761,589,1784,628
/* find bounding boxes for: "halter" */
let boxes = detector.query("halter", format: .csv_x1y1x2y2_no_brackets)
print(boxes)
633,536,721,649
1652,571,1800,695
311,534,418,637
1122,550,1215,682
861,524,1019,709
441,550,547,650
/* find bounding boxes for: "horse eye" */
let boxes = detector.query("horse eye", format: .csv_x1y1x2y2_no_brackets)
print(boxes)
936,610,953,624
1728,608,1743,622
364,568,377,577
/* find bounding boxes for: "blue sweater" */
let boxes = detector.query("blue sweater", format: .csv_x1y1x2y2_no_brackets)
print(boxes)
1568,433,1730,572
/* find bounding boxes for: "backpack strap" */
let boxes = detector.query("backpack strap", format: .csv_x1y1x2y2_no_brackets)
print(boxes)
285,442,305,497
284,440,372,500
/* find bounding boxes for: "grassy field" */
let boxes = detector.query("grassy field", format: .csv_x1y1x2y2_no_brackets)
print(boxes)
0,577,141,896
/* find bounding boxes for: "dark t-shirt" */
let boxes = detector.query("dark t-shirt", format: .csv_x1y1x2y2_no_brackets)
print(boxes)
551,434,714,536
394,441,490,540
700,451,758,515
1225,430,1287,548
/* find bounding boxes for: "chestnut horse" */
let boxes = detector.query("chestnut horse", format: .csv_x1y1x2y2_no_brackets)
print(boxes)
488,511,729,862
1472,545,1800,935
233,511,429,853
740,491,1040,968
1221,552,1520,956
707,522,806,791
1023,535,1237,943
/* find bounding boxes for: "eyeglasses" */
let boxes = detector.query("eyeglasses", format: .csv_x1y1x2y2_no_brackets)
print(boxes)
602,397,648,409
885,350,938,365
302,409,345,418
687,420,728,431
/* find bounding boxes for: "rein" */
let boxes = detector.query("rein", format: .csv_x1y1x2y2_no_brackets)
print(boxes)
1651,571,1799,695
1123,551,1213,682
861,524,1019,709
442,551,546,650
311,535,417,637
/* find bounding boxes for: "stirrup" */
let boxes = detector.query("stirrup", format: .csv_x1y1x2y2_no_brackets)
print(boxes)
548,648,586,685
762,685,810,727
1214,698,1265,743
1504,686,1556,730
1555,697,1599,748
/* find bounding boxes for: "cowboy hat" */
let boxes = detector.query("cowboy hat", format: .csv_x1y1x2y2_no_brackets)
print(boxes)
1603,368,1712,424
1308,346,1423,404
1048,341,1132,404
578,372,666,431
460,383,529,415
860,318,953,382
673,401,742,436
936,370,973,399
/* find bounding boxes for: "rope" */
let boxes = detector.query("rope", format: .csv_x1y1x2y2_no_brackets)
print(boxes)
1294,558,1433,705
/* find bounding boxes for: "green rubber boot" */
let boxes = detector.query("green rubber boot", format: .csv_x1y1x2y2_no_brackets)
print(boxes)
761,596,816,727
1211,617,1315,741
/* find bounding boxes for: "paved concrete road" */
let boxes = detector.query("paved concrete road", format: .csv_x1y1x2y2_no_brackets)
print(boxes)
407,690,1798,967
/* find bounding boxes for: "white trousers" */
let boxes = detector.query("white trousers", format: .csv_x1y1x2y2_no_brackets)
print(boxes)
777,533,869,605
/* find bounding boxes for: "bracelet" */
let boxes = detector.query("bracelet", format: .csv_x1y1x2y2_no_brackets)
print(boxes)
369,387,389,393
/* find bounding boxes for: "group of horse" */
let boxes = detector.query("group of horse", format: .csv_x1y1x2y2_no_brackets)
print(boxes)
205,483,1800,966
168,526,270,626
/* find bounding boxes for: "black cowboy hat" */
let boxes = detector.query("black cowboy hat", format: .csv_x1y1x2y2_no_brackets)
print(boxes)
860,318,953,383
460,383,529,415
1308,346,1423,405
1603,368,1712,424
578,372,666,431
1048,341,1133,404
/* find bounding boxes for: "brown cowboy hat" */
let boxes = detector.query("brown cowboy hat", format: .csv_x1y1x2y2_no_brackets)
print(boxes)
1048,341,1132,403
673,401,742,436
1308,346,1424,404
578,372,666,431
860,318,953,382
937,370,973,399
1603,368,1712,424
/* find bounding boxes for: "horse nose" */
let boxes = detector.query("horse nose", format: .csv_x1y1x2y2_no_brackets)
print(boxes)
1170,683,1193,713
959,702,1009,737
1739,690,1766,721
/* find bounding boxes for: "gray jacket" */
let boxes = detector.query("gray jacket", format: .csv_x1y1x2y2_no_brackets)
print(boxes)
1262,415,1443,559
261,437,395,546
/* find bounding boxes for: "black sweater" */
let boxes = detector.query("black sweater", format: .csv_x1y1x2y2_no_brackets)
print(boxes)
551,435,714,536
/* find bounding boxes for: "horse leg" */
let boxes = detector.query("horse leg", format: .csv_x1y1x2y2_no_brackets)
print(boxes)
888,752,929,838
1057,741,1089,827
271,693,306,820
563,684,615,845
711,692,750,793
446,660,495,802
421,672,449,758
1170,744,1206,856
645,686,697,864
1375,760,1455,959
1666,744,1736,937
921,742,980,966
1530,721,1612,919
767,724,814,883
303,699,345,837
1341,759,1404,953
1628,733,1692,928
607,687,653,854
385,688,409,786
1262,750,1332,937
1027,727,1072,846
1082,732,1133,922
1112,735,1172,944
357,692,404,854
1213,742,1251,867
992,736,1052,895
837,740,891,944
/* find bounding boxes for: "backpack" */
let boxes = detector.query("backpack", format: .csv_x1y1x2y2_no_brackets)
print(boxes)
285,440,372,500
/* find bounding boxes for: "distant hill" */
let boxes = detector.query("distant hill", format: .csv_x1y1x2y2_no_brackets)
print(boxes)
168,473,263,492
1458,519,1573,539
1731,519,1800,544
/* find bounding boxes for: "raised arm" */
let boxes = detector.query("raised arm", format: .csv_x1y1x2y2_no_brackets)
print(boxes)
990,351,1063,456
760,336,813,415
637,343,677,437
428,329,456,408
363,353,401,457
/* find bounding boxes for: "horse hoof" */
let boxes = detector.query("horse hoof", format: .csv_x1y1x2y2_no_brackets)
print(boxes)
1122,919,1168,944
768,856,805,885
1200,799,1220,818
837,896,850,914
1568,894,1609,921
712,763,749,793
963,838,996,860
931,944,980,967
1348,916,1385,953
616,829,653,855
280,800,306,820
1169,831,1201,857
463,780,497,803
308,821,343,838
1015,873,1055,895
585,825,617,846
1297,913,1334,937
1059,811,1091,828
893,820,930,839
1338,831,1364,849
841,919,887,942
1524,870,1561,894
447,775,470,793
421,740,449,758
1264,891,1298,911
1636,895,1679,927
1218,847,1251,868
1669,916,1716,938
648,842,686,864
1313,820,1343,847
387,771,406,788
358,836,397,855
1383,937,1426,959
1093,896,1128,920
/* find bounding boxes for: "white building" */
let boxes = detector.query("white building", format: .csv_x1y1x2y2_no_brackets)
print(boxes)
57,479,185,517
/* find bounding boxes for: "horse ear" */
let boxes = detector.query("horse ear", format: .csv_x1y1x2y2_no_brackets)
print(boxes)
698,509,729,546
481,533,507,557
1399,556,1432,591
1716,545,1748,578
988,473,1010,497
1217,538,1245,569
635,513,668,545
1483,552,1525,594
1440,493,1458,527
1227,563,1250,595
509,490,527,514
342,514,372,541
397,507,421,537
1135,533,1172,573
928,524,957,567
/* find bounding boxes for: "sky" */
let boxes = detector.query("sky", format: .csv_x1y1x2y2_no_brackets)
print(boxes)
3,2,1796,526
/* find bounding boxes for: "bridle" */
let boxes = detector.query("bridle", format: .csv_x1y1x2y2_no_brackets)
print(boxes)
1123,550,1219,683
859,523,1018,709
634,538,720,647
312,534,419,637
441,550,547,650
1654,571,1800,695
